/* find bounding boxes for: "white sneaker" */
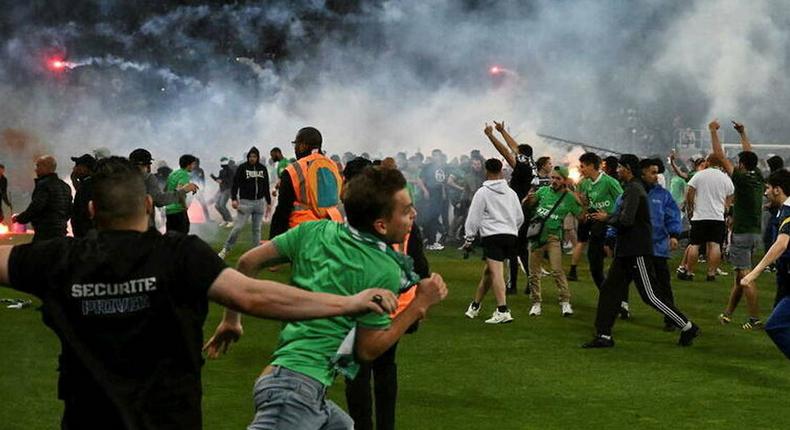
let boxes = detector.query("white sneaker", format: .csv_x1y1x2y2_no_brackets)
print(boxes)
465,303,480,319
716,267,729,276
485,310,514,324
218,248,228,259
540,267,551,276
560,302,574,316
529,303,542,316
428,242,445,251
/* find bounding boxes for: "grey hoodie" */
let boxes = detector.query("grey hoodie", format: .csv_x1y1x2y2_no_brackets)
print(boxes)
464,179,524,239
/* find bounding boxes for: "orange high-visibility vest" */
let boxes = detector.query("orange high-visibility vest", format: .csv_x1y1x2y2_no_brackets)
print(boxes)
391,230,417,318
285,152,344,228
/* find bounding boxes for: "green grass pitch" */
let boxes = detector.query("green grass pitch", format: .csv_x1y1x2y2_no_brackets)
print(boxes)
1,229,788,429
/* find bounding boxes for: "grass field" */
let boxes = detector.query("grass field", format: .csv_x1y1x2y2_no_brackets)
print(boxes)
1,228,789,429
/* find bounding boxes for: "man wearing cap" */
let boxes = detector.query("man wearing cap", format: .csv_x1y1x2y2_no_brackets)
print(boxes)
70,154,97,237
523,166,582,317
583,154,699,348
128,148,198,229
13,155,72,242
210,157,235,227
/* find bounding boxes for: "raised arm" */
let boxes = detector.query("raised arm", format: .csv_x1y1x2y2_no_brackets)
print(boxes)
493,120,520,153
669,150,689,181
709,120,734,175
733,121,752,152
484,123,516,168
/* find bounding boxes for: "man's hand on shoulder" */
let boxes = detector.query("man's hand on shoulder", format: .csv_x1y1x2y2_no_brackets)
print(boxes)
350,289,398,315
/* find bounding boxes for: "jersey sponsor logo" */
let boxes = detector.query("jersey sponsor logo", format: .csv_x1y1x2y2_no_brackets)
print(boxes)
434,168,446,183
591,200,612,209
245,170,267,179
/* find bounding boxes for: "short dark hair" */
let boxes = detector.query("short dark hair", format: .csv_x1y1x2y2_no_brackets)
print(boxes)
767,155,784,172
0,163,5,169
295,127,323,149
618,154,640,175
270,147,282,154
536,156,551,171
91,157,147,226
768,169,790,196
343,157,373,181
484,158,503,174
343,167,407,233
579,152,601,169
517,144,533,158
738,151,758,171
179,154,197,169
639,158,660,172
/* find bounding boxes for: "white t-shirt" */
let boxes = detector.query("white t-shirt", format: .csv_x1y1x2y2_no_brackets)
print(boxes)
687,168,735,221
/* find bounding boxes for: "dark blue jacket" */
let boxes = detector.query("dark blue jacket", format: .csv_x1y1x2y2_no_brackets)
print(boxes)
772,203,790,261
607,182,682,258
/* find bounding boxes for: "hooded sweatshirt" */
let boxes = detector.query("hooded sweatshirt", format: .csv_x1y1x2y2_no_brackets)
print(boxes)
465,179,524,239
231,147,271,204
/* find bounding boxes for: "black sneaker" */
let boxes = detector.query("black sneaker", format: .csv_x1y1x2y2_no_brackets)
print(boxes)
677,271,694,281
619,306,631,320
582,335,615,348
678,323,700,346
705,274,716,282
567,269,578,281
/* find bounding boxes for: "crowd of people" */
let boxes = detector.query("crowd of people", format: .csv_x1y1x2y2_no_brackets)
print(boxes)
1,118,790,429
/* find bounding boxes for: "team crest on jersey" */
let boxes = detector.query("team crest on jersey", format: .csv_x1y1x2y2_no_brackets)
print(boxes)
434,169,446,183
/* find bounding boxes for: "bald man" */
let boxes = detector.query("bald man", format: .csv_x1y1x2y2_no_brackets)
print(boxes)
14,155,72,241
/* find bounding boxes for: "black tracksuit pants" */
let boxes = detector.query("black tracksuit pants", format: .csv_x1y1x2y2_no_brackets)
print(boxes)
587,224,607,289
508,223,530,290
622,257,677,325
595,255,689,336
345,342,399,430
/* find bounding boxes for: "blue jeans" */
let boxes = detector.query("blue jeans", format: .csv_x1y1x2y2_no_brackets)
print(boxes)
766,296,790,360
224,199,265,251
214,189,233,222
247,367,353,430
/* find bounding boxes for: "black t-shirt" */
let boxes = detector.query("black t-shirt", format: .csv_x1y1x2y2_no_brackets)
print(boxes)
509,154,535,200
9,228,227,429
420,163,448,195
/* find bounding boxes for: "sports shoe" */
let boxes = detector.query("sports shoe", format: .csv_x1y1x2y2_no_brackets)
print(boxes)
677,271,694,281
485,310,514,324
540,267,551,276
529,303,542,316
560,302,574,317
718,313,731,324
705,274,716,282
567,269,578,281
218,248,228,259
742,318,764,330
716,267,729,276
698,256,706,263
678,323,700,346
582,335,614,348
620,303,631,320
464,303,480,319
426,242,445,251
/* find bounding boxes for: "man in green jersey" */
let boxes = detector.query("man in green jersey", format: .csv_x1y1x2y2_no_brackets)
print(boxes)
205,166,447,430
164,154,198,234
714,121,766,329
525,166,582,317
577,152,623,291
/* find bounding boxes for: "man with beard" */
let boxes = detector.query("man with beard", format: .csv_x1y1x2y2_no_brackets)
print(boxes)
268,127,344,241
128,148,199,229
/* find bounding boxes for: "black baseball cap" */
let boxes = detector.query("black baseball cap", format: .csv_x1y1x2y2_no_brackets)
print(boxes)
129,148,154,165
71,154,97,168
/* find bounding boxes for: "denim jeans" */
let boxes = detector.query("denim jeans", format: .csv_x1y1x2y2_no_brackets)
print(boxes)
247,367,353,430
214,189,233,222
224,198,265,251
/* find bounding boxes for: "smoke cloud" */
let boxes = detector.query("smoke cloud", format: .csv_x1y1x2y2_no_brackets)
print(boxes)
2,0,790,180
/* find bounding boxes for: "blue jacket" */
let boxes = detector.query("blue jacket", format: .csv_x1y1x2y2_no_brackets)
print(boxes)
607,181,682,258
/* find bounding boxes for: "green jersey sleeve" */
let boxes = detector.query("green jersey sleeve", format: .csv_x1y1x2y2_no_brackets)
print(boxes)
272,222,310,260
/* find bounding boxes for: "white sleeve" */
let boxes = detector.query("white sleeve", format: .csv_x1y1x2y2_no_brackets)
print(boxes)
465,189,485,240
513,191,525,228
